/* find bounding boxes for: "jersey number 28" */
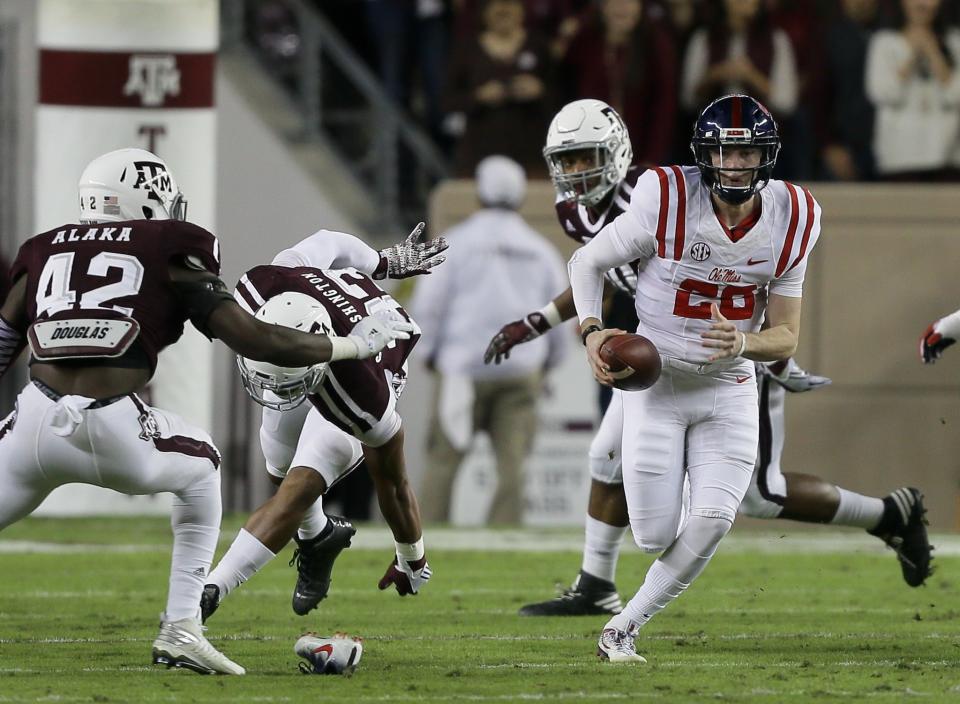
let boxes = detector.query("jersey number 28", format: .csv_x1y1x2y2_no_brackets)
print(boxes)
672,278,757,320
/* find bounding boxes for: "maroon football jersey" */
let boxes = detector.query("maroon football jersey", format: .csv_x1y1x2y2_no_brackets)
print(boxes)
235,265,419,443
10,219,220,373
554,165,644,294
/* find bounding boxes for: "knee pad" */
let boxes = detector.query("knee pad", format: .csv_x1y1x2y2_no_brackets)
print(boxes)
738,481,784,519
630,515,683,554
660,515,732,583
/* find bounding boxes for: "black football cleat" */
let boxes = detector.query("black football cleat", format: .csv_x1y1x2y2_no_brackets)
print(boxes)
199,583,220,624
290,515,356,615
518,571,623,616
868,487,934,587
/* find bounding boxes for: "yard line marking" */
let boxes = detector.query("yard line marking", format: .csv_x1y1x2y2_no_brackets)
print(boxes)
2,530,959,555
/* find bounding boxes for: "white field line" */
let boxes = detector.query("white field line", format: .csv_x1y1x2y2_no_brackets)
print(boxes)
1,529,959,555
0,689,949,702
1,632,957,646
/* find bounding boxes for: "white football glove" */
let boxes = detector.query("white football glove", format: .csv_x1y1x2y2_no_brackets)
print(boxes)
762,358,831,393
346,310,415,360
373,222,449,279
377,554,432,596
921,309,960,364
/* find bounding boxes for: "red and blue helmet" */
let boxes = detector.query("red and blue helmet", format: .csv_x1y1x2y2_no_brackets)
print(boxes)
690,94,780,205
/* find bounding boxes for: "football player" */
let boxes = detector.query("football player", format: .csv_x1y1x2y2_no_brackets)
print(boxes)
200,230,439,623
0,149,416,675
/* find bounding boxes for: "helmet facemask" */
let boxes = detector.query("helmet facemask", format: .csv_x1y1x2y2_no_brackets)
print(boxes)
236,291,335,411
235,356,326,411
544,143,620,207
691,127,780,205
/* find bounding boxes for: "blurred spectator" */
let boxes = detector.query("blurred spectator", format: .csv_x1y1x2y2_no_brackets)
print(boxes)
561,0,678,165
866,0,960,179
681,0,798,119
366,0,450,141
443,0,554,176
819,0,881,180
411,157,568,524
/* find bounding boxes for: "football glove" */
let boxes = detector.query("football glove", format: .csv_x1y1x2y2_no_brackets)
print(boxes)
373,222,448,279
484,312,552,365
378,555,432,596
921,310,960,364
347,310,414,360
762,358,831,393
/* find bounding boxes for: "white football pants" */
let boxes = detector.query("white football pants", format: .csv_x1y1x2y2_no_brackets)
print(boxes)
620,365,758,552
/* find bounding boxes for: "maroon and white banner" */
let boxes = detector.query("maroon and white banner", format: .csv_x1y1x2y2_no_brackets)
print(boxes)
33,0,218,516
39,49,215,109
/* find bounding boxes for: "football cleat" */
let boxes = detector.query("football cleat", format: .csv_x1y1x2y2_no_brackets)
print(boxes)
596,627,646,664
518,571,623,616
295,632,363,675
868,487,934,587
199,583,220,624
290,515,356,615
152,617,245,675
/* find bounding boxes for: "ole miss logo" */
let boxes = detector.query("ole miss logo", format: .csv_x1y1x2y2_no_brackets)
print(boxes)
690,242,711,262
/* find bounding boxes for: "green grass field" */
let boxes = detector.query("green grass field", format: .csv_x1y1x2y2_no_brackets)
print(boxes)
1,517,958,703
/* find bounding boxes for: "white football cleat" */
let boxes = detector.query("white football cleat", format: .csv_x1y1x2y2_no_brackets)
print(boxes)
597,627,646,664
152,617,246,675
295,632,364,675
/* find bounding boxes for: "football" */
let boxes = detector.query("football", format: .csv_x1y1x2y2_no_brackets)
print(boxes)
599,333,661,391
294,632,364,675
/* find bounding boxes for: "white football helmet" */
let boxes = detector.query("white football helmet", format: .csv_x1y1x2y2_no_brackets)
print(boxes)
543,99,633,207
78,148,187,223
236,292,334,411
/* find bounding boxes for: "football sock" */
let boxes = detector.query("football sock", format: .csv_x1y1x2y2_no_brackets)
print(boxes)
581,515,627,584
165,472,221,622
207,528,277,599
608,560,688,632
831,488,885,530
612,515,730,632
298,498,329,541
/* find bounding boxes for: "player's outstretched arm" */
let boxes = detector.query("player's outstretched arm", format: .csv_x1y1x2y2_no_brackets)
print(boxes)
483,288,574,365
364,428,432,596
921,308,960,363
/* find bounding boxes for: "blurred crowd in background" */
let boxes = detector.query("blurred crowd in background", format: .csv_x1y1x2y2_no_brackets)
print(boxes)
250,0,960,183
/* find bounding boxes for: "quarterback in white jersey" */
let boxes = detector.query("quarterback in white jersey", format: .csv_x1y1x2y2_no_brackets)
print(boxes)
568,94,930,664
491,100,931,622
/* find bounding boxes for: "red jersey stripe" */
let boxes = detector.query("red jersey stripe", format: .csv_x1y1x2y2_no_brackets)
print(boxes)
788,187,816,272
668,165,686,260
775,183,801,277
654,167,669,258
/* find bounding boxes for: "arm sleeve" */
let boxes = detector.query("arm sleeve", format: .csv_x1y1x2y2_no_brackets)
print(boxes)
568,169,661,322
770,195,822,298
272,229,381,273
866,32,910,107
543,247,569,370
768,31,799,115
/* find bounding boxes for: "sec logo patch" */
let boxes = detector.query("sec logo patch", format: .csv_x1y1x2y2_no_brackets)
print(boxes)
690,242,711,262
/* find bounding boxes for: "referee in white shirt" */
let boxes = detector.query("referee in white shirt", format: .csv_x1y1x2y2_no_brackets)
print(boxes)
411,156,568,524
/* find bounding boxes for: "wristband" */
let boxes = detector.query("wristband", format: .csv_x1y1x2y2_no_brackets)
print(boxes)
329,336,360,361
735,332,747,357
537,302,563,329
395,538,425,562
581,324,602,346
